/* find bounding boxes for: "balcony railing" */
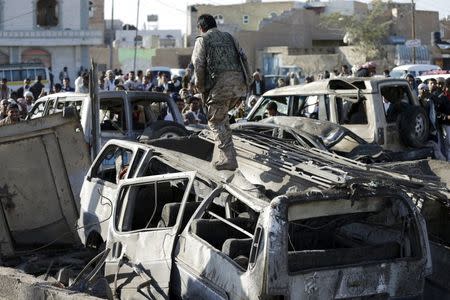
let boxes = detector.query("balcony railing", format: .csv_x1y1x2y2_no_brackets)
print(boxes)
0,30,104,46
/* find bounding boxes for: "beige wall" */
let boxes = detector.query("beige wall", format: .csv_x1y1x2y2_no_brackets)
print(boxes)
192,2,297,32
89,47,119,71
151,48,194,69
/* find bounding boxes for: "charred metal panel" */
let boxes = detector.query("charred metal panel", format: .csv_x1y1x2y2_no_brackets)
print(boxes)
0,114,91,255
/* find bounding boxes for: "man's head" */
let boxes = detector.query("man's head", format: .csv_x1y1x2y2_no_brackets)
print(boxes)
341,65,348,72
267,101,278,116
82,74,89,87
54,83,62,93
362,61,376,76
128,71,136,81
253,72,260,81
63,66,68,71
197,14,217,33
24,78,31,86
24,91,34,104
437,77,446,93
106,70,114,80
189,96,200,111
36,75,42,82
1,78,7,85
445,78,450,93
0,99,9,115
6,103,20,122
417,83,429,98
172,94,184,112
428,78,437,93
63,77,71,87
137,70,143,79
406,74,415,87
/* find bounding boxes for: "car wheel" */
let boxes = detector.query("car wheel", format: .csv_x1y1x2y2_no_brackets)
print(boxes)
398,106,429,148
140,120,188,141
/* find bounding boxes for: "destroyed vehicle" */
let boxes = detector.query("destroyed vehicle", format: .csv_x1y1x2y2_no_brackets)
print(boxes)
27,91,189,151
81,138,431,299
233,116,433,163
0,113,91,256
246,78,431,153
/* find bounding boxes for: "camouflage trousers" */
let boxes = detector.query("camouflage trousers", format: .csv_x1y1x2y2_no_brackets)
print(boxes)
205,72,246,155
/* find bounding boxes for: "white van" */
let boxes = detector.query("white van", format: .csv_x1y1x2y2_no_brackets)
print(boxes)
390,64,441,78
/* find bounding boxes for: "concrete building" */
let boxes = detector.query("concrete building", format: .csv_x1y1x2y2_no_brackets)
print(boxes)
0,0,103,82
178,0,442,75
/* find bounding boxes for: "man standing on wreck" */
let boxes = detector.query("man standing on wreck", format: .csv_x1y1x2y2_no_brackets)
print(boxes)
191,14,248,171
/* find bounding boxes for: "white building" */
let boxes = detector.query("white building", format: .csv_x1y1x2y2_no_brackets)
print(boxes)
114,29,183,49
0,0,103,82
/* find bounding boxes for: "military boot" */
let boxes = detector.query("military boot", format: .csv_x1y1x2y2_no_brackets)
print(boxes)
213,146,238,171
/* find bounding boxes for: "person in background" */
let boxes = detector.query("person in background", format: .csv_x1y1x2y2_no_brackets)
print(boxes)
29,75,44,100
277,78,286,88
62,77,75,92
406,74,417,96
266,101,279,117
0,99,9,120
17,78,31,98
75,73,89,93
164,94,185,122
104,70,116,91
48,67,54,92
184,96,207,125
339,64,351,77
355,61,376,77
250,72,265,97
59,66,69,84
383,69,390,77
23,91,34,112
0,78,10,100
53,83,62,93
0,103,21,127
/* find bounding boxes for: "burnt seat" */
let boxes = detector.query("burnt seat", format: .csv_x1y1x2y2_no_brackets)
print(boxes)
158,201,201,228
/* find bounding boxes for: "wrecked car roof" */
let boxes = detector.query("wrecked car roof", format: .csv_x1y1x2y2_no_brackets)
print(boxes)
263,77,410,97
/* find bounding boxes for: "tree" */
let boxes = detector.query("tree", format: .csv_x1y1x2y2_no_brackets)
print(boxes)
320,0,392,59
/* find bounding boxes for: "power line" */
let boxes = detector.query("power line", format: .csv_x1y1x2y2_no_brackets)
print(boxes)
0,9,36,26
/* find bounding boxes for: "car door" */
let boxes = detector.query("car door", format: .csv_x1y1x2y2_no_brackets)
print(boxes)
78,142,144,247
105,172,196,300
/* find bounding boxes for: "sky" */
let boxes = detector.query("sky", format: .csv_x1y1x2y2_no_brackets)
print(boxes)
104,0,450,33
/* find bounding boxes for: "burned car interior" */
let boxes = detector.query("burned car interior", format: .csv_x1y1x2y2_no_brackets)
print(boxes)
286,193,422,272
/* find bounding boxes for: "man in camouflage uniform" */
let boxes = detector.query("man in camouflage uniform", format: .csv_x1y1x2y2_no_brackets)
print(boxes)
191,14,247,171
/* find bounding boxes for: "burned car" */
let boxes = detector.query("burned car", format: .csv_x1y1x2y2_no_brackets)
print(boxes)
233,116,434,163
78,133,436,299
246,78,432,153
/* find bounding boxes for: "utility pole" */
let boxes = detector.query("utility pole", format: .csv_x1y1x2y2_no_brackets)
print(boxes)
133,0,140,72
109,0,114,70
411,0,416,64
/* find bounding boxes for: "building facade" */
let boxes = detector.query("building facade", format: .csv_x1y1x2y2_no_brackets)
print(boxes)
0,0,103,82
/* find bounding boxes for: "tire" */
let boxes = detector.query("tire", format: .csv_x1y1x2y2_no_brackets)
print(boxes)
398,106,429,148
140,120,188,140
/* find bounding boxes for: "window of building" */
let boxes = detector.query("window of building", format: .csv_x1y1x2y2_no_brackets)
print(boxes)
89,1,95,18
214,14,224,24
243,15,249,24
36,0,59,27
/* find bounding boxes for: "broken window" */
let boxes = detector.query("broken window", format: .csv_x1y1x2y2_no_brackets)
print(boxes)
100,98,126,131
36,0,59,27
92,145,132,184
336,97,368,124
380,86,414,124
129,98,168,132
286,195,421,273
189,191,259,270
248,96,289,121
296,95,330,120
116,178,196,232
28,101,46,119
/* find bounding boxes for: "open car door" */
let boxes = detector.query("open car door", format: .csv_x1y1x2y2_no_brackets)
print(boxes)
105,171,196,300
